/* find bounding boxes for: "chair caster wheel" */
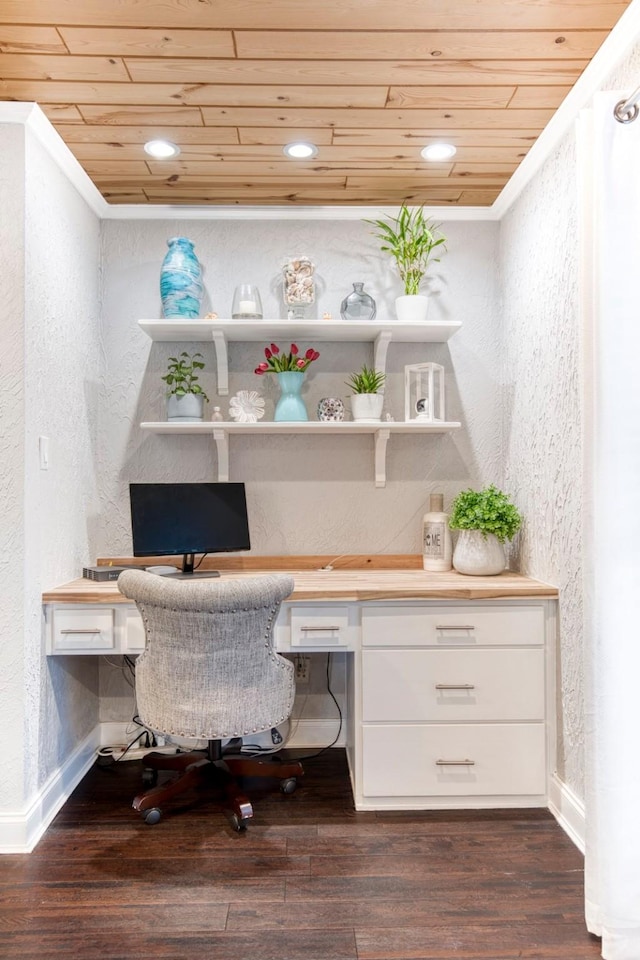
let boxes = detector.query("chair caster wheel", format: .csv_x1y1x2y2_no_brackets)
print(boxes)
229,813,249,832
280,777,298,795
141,767,158,786
142,807,162,825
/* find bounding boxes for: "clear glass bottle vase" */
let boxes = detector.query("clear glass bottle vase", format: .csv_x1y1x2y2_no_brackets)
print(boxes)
340,282,376,321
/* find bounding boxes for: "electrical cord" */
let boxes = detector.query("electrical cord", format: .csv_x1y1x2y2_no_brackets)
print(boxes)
290,652,343,761
239,654,343,762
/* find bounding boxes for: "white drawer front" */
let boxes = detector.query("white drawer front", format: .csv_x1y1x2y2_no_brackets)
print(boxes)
361,604,544,648
124,607,145,653
362,723,546,798
362,648,545,722
52,607,115,652
290,605,351,649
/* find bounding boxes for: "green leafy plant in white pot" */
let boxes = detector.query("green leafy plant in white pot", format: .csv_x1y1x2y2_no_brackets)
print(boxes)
162,351,209,422
367,204,446,323
345,365,386,422
448,485,522,576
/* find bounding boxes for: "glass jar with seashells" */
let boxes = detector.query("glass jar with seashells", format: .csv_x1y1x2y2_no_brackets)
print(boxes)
228,390,266,423
282,256,315,318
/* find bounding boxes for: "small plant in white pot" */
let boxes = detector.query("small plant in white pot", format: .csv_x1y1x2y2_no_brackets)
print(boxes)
345,365,386,422
367,204,446,323
162,351,209,422
449,485,522,576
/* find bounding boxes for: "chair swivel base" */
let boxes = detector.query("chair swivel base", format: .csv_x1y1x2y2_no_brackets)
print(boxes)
132,744,304,829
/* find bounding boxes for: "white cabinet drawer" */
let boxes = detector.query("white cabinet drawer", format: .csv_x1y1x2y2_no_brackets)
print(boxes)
124,607,145,653
290,605,352,649
362,648,545,722
51,607,115,652
362,723,546,798
361,603,544,647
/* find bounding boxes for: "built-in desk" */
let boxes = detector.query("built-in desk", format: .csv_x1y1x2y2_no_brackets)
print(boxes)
43,565,558,811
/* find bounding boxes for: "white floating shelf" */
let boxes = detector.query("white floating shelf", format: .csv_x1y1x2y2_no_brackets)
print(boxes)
140,419,462,488
138,318,461,396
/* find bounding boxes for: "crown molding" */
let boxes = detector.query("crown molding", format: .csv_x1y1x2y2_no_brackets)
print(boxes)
0,102,107,218
102,203,496,221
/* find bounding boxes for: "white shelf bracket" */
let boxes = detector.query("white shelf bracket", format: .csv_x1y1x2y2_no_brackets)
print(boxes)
211,330,229,396
213,429,229,482
374,428,391,488
373,330,393,379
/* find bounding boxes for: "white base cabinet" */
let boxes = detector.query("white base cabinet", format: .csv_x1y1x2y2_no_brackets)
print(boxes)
351,600,554,810
44,594,555,811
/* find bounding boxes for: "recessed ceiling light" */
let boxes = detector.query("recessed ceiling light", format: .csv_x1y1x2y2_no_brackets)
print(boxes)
421,142,457,161
283,141,318,159
144,139,181,159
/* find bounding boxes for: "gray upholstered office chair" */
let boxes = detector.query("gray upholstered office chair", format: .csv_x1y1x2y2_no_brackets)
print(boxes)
117,569,303,829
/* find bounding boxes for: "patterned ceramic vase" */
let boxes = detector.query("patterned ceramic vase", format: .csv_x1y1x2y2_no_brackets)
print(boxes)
160,237,203,319
274,371,308,422
317,397,345,421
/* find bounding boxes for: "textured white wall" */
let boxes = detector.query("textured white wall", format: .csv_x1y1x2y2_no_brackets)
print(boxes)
500,133,583,792
98,218,501,558
499,36,640,801
20,128,102,799
97,216,501,725
0,125,27,809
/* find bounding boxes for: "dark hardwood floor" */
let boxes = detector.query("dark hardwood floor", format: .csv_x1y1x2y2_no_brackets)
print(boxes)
0,749,601,960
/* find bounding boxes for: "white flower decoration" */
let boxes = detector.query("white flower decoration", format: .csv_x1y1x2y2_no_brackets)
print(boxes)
228,390,266,423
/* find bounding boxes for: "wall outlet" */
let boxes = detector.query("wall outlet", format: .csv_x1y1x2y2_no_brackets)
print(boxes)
295,655,311,684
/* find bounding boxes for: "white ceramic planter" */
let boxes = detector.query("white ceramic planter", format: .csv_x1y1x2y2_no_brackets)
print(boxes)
452,530,506,576
395,294,429,323
167,393,204,422
350,393,384,422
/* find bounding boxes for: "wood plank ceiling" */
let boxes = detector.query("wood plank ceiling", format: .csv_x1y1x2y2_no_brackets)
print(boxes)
0,1,632,207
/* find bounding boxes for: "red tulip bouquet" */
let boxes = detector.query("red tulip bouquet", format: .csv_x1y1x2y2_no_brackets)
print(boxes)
254,342,320,375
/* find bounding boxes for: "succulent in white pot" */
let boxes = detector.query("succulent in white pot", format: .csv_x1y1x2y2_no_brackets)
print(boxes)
162,351,209,422
345,365,386,422
366,204,446,322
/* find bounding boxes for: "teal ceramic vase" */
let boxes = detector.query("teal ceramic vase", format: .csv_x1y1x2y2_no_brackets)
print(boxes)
274,371,308,421
160,236,203,319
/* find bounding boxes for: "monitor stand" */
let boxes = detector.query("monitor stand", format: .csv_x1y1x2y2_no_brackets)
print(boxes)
168,553,221,579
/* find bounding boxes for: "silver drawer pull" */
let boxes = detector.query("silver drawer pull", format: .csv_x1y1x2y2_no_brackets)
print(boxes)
435,624,476,631
436,759,475,766
300,625,340,632
435,683,475,690
60,628,102,635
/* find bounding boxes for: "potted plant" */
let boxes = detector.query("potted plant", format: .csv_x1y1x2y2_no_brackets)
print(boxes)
345,365,386,422
448,485,522,576
162,351,209,422
366,204,446,323
254,342,320,421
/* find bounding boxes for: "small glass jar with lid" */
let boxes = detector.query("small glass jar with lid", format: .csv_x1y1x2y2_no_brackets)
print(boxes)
340,282,376,321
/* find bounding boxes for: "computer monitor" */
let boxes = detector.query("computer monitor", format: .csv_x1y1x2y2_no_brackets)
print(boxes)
129,482,251,578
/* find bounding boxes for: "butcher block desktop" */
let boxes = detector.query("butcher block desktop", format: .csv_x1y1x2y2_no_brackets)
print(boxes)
43,555,558,603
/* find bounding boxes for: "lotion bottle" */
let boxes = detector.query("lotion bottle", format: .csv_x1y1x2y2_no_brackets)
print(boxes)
422,493,453,572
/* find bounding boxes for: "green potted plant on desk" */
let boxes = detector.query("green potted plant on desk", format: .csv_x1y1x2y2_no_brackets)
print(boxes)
449,485,522,576
345,365,386,422
162,351,209,422
366,204,446,323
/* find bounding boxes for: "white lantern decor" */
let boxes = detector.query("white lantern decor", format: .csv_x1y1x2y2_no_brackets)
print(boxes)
404,362,445,423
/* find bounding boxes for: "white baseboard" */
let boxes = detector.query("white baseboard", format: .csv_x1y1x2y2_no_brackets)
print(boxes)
101,717,345,751
548,773,586,853
0,727,100,853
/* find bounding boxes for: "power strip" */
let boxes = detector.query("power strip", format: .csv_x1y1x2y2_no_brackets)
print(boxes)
97,744,180,763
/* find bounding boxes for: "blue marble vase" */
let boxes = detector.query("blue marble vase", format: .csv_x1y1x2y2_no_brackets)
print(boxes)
274,371,308,421
160,237,203,319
